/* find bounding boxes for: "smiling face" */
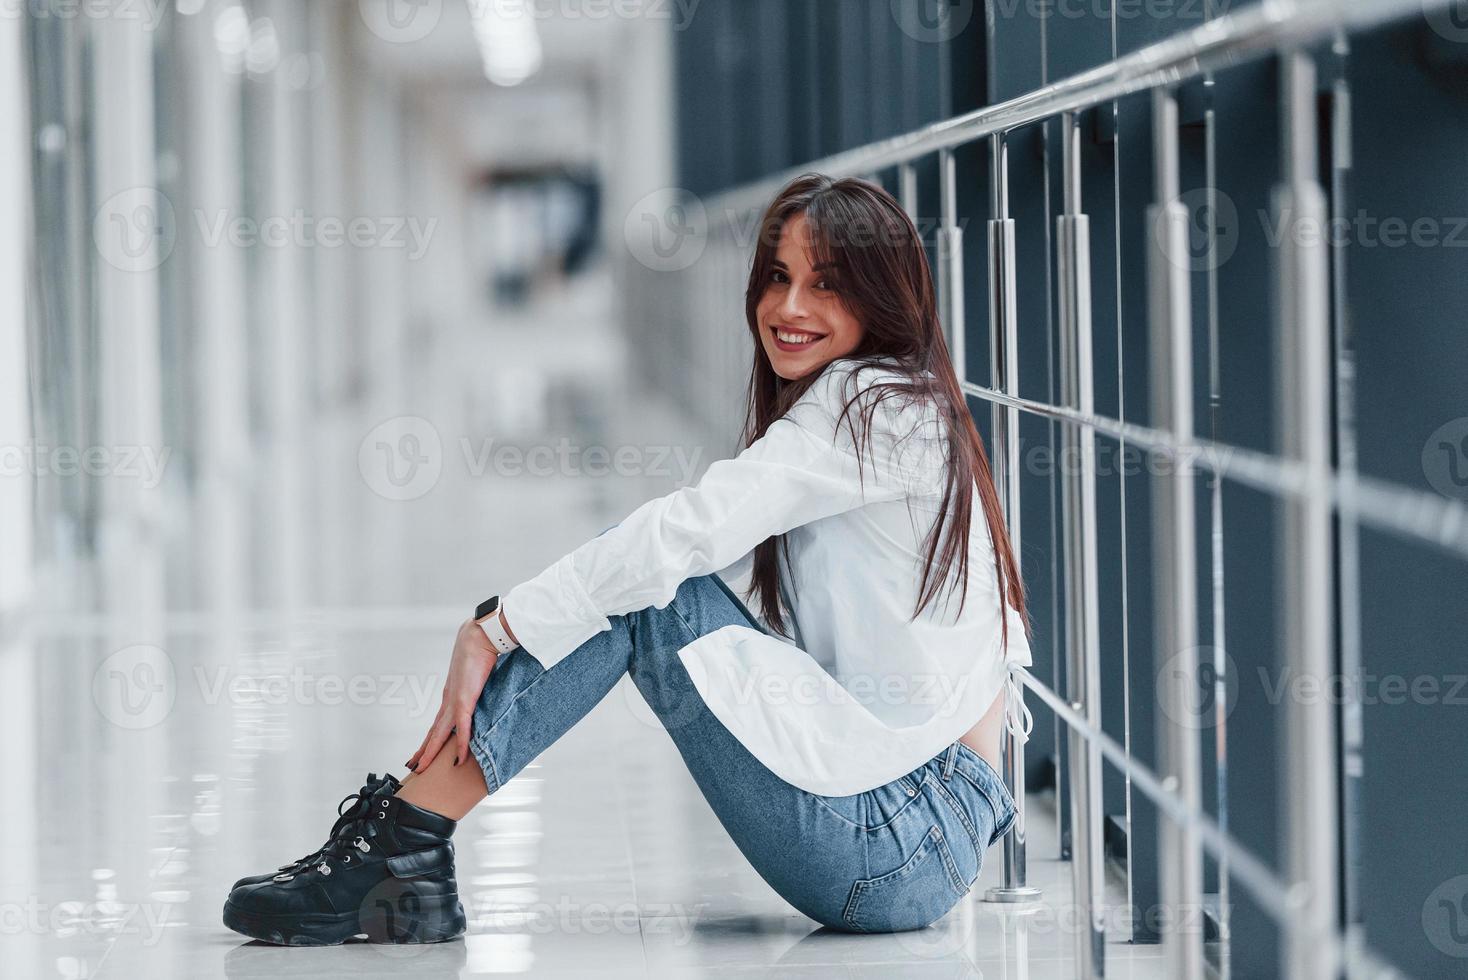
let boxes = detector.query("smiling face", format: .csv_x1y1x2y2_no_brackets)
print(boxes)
754,213,865,381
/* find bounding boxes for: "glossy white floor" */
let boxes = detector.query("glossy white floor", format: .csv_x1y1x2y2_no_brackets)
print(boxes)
3,282,1178,978
3,621,1177,979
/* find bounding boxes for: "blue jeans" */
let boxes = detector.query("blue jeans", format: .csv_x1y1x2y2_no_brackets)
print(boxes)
468,532,1019,933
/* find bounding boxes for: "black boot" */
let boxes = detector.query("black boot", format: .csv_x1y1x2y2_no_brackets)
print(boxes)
223,782,466,946
231,772,400,891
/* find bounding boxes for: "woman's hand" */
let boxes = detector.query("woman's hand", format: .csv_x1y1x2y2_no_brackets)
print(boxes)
406,618,500,772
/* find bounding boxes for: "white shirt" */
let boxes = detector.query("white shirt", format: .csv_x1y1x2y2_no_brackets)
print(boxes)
499,356,1035,797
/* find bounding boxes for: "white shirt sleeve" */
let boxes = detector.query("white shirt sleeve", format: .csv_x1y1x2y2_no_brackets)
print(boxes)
500,361,943,670
712,547,755,598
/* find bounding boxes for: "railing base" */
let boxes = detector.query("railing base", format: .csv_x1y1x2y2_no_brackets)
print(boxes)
983,886,1043,904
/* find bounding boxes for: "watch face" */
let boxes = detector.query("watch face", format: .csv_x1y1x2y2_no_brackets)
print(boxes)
474,596,500,622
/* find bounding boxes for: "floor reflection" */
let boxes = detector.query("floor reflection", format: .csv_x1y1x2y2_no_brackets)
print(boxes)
4,293,1172,976
5,602,1175,978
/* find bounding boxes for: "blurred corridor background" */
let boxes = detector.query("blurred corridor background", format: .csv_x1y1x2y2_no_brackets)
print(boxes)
4,1,1468,978
13,0,689,616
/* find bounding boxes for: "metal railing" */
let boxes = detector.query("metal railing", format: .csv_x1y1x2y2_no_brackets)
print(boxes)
688,1,1461,977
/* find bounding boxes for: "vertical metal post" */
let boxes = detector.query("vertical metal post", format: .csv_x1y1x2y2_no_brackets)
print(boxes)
1329,63,1364,946
939,147,965,383
1274,50,1340,980
899,161,918,220
1056,110,1105,980
1146,86,1205,980
1203,77,1234,980
983,130,1039,907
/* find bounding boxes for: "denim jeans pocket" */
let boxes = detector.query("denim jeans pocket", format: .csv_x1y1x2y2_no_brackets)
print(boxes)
951,757,1021,845
813,770,931,832
841,825,966,933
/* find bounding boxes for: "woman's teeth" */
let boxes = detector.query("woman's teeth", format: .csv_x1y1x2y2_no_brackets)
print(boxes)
776,329,820,345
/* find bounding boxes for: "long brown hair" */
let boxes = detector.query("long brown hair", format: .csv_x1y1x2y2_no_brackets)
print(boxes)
740,173,1027,649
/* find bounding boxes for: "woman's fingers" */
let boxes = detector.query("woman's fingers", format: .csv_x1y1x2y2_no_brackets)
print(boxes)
404,727,428,770
405,704,445,769
413,711,454,773
453,711,472,767
405,621,490,773
416,720,453,773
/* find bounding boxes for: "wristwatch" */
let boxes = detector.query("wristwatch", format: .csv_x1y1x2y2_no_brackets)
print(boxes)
473,595,519,655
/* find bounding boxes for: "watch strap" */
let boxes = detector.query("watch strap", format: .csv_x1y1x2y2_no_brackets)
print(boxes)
475,597,518,655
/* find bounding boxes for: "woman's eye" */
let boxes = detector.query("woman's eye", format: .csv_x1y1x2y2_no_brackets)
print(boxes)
770,270,789,284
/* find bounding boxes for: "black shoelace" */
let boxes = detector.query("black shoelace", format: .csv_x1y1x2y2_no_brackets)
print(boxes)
312,797,386,872
277,777,381,871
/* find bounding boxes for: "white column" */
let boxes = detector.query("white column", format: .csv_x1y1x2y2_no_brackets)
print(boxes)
182,2,250,619
258,0,309,610
0,14,36,974
88,16,174,975
308,0,354,607
0,5,31,616
90,2,166,624
355,71,411,603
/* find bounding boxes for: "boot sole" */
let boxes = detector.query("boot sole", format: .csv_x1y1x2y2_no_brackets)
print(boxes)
223,893,466,946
